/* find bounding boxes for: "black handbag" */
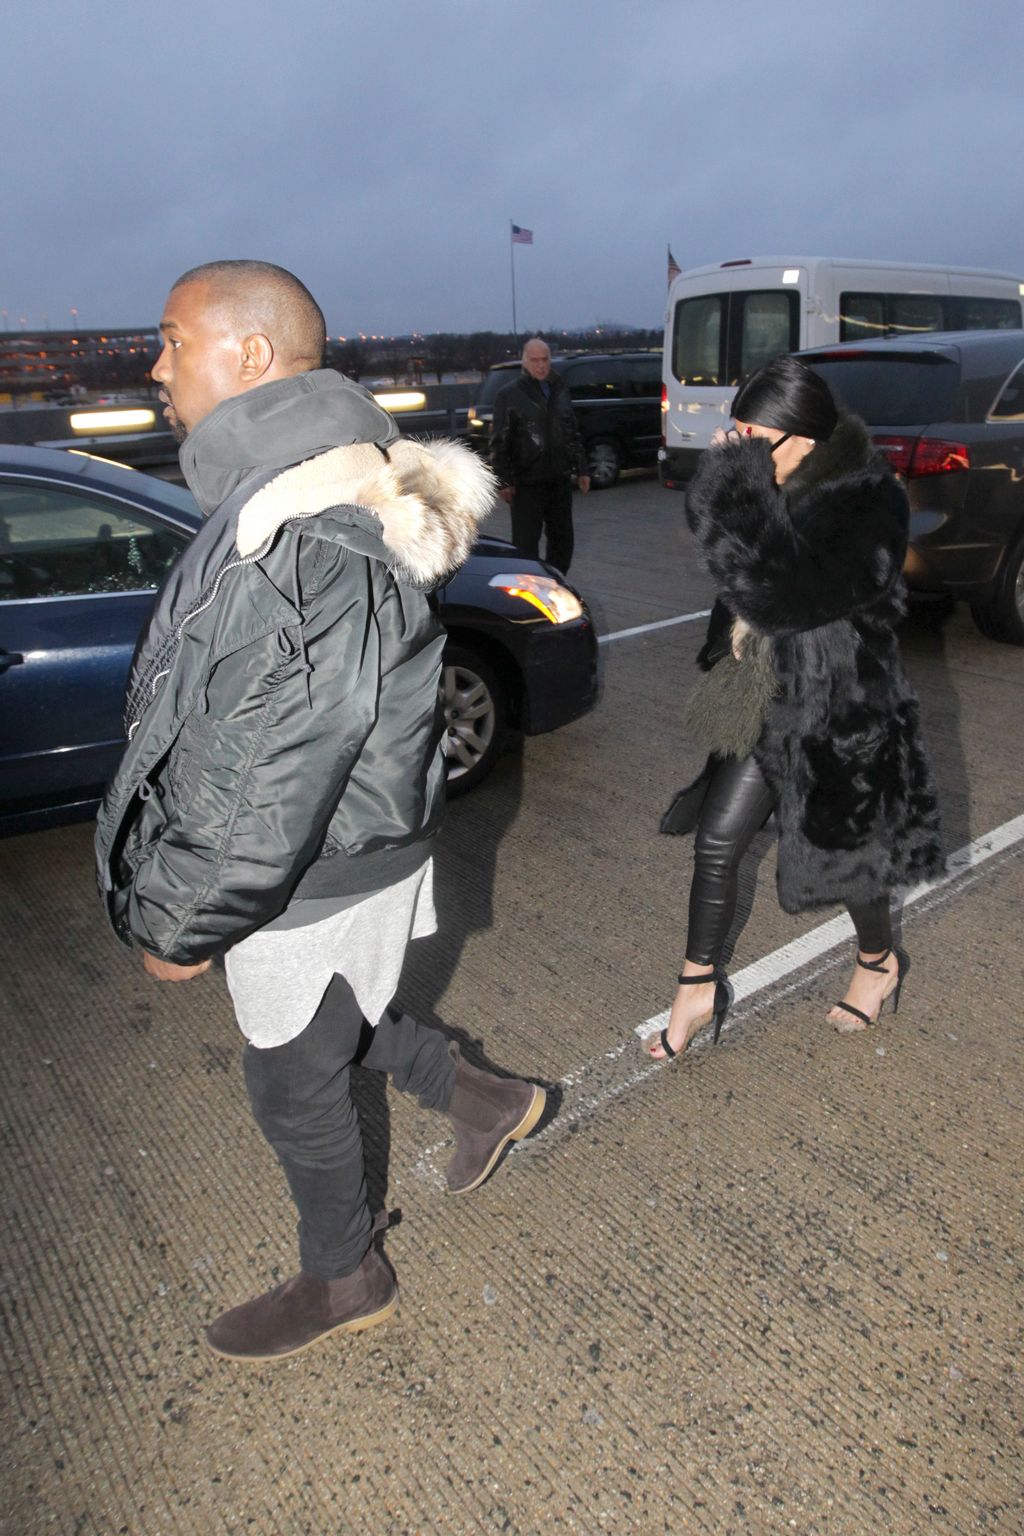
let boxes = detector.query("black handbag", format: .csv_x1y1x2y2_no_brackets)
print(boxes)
659,756,714,835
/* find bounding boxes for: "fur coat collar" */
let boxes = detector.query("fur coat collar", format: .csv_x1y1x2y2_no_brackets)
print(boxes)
235,436,496,589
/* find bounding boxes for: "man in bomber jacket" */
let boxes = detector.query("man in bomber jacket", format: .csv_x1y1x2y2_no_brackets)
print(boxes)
95,261,547,1362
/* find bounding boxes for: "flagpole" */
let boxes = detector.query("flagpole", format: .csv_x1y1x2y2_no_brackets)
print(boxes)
509,221,518,344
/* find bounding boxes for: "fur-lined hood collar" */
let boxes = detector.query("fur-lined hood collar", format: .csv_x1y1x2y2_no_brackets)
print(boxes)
783,412,877,503
236,436,496,589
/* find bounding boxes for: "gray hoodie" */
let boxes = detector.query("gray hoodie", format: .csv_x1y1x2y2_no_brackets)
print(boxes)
96,373,496,962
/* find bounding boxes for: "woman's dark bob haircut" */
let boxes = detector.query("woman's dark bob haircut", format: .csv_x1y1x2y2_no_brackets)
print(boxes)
731,354,839,442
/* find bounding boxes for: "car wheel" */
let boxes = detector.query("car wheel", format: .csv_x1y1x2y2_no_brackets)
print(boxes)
441,644,507,796
969,531,1024,646
586,439,621,490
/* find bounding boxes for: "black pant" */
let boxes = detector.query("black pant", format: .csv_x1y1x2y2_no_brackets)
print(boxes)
510,479,574,573
243,975,454,1280
686,754,892,966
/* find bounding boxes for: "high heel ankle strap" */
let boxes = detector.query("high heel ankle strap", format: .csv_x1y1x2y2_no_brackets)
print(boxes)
677,967,725,986
856,949,892,974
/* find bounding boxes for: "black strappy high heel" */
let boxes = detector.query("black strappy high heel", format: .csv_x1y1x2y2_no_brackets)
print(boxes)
654,968,731,1059
832,948,909,1032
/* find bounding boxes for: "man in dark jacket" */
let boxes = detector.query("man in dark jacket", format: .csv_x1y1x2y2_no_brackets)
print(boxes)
95,261,546,1362
490,337,590,573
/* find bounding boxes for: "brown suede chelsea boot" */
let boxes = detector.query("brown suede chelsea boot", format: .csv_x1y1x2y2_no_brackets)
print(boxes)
445,1042,547,1195
206,1242,397,1362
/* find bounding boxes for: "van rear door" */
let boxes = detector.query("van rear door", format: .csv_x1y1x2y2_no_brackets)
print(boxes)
662,266,804,481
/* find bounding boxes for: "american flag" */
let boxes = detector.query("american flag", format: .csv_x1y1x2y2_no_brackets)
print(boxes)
511,224,534,245
667,246,682,286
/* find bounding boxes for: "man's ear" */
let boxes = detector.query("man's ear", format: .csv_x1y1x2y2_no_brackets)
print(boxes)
240,332,274,382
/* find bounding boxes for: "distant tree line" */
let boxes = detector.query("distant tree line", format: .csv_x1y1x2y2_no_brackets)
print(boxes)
4,323,661,401
325,326,661,384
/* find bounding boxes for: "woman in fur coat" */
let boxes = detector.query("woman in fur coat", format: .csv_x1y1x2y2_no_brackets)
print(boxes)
651,355,943,1061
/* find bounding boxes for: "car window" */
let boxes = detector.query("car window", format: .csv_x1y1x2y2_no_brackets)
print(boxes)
990,359,1024,420
622,357,661,396
0,483,187,601
805,356,961,424
479,367,521,407
563,359,626,397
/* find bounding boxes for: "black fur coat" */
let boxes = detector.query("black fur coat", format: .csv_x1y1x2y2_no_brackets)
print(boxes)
685,415,944,913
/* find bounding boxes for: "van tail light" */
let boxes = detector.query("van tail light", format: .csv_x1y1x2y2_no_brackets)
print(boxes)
661,383,668,445
872,435,971,478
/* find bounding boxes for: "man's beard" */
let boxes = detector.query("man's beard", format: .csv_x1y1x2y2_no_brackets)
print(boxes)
170,417,187,445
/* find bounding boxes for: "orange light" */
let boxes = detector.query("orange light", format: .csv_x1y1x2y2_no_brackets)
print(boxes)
503,585,560,623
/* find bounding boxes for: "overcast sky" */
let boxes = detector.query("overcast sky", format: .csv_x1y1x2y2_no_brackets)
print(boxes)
3,0,1021,337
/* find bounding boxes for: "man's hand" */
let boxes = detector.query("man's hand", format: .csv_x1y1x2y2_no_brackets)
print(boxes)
498,486,514,504
578,475,591,495
142,951,213,982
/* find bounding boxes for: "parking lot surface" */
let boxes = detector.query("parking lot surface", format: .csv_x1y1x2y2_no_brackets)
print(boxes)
3,472,1023,1535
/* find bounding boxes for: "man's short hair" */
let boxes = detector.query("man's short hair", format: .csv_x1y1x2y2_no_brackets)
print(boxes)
522,336,550,360
172,259,327,370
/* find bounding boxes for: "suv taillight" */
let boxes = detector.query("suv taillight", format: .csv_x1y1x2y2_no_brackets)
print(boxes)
873,435,971,478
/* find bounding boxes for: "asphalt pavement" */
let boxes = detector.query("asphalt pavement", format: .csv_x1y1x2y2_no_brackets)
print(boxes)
2,472,1022,1535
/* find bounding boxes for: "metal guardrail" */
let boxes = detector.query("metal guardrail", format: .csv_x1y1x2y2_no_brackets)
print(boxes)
0,383,475,476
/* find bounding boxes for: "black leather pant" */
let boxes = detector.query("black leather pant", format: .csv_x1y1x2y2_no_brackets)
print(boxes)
686,754,892,966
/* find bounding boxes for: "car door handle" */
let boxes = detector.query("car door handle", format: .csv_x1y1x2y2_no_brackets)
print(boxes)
0,651,25,672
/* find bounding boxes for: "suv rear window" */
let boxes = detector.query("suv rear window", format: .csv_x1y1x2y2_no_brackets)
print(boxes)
477,366,520,407
562,358,626,396
806,355,961,424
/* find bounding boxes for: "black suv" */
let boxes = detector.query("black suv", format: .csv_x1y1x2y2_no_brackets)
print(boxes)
802,331,1024,645
467,351,662,488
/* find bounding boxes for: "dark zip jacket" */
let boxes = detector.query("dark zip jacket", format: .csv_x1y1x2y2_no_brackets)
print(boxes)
95,370,495,964
490,369,588,487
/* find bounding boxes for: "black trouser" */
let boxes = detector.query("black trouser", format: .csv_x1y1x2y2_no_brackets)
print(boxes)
510,479,574,573
686,754,892,966
243,976,455,1280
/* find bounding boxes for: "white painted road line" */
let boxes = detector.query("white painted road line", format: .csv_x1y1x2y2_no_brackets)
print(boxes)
597,610,711,645
634,809,1024,1039
407,812,1024,1185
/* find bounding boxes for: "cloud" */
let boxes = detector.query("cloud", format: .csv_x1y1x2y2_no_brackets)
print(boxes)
2,0,1021,332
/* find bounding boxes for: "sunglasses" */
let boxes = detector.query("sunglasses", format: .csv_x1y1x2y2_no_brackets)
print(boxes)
727,426,793,453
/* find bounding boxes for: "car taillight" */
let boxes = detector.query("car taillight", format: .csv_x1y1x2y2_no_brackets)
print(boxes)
909,438,971,476
872,435,971,478
873,435,915,476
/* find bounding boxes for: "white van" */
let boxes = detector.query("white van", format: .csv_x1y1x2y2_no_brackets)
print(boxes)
659,256,1024,485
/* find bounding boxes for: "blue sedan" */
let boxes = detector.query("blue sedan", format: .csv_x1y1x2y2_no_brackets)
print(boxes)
0,446,597,833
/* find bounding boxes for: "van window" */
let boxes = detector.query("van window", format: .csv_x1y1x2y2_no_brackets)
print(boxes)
672,295,725,386
949,297,1021,331
840,294,885,340
888,294,945,335
806,355,960,425
840,292,1023,341
735,291,799,380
